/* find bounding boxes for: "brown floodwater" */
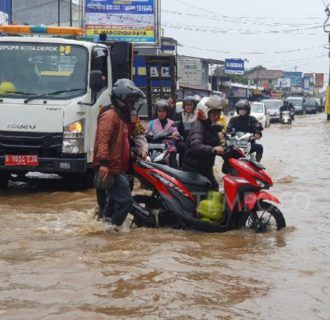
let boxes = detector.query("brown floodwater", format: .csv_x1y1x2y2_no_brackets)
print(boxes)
0,114,330,319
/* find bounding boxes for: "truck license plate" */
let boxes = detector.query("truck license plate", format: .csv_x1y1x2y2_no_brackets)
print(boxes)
5,155,39,166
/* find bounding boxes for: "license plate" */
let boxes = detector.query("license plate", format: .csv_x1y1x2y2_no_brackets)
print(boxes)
148,143,166,150
234,141,248,148
5,155,39,166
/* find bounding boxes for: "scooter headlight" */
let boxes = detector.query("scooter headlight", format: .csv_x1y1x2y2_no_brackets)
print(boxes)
256,179,266,188
154,152,166,162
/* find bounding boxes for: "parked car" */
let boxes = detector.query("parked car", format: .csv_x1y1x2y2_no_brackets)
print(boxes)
314,98,323,112
261,99,283,122
304,97,318,114
286,96,305,115
250,102,270,128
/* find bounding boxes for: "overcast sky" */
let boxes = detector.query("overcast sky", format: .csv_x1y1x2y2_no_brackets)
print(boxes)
162,0,329,76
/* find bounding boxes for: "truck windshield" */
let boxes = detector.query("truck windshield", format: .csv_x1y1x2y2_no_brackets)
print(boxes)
0,42,88,99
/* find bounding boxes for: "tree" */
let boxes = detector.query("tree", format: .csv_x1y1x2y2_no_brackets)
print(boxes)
213,65,266,85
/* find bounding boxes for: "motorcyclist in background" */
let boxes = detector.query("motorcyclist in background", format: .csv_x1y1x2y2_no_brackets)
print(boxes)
166,96,181,122
176,96,198,168
280,100,295,121
216,97,228,130
180,96,198,139
227,99,264,162
147,99,181,168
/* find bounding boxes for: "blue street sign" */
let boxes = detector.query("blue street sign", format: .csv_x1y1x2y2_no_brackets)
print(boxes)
225,59,245,75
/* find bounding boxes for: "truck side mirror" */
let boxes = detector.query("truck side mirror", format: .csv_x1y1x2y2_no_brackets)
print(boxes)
89,70,103,92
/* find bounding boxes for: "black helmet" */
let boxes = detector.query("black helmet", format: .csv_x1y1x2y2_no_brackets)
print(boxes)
235,99,251,116
155,99,170,113
183,96,196,109
114,78,135,87
111,79,145,120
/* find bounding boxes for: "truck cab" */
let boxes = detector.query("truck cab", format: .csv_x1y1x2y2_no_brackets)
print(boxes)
0,26,125,188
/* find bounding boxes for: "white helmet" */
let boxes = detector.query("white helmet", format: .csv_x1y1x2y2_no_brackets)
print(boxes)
196,95,226,120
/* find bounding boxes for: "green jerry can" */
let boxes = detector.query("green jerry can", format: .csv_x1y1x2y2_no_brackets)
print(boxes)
197,191,225,222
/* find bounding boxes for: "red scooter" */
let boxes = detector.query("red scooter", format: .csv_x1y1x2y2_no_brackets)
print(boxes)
131,146,286,233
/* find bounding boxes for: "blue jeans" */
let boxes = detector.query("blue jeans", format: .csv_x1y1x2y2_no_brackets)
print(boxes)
96,173,133,226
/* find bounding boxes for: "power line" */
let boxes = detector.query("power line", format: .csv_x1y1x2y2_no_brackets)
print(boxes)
174,0,321,24
14,0,79,13
162,9,320,28
178,43,327,55
163,22,322,36
269,54,326,70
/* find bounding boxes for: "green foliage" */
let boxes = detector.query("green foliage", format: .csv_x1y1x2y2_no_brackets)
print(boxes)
245,65,266,75
212,65,266,85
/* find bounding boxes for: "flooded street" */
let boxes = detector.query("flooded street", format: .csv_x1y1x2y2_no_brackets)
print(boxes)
1,114,330,320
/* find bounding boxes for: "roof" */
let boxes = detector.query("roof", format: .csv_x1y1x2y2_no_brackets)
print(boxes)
178,55,224,65
179,84,212,92
0,35,99,49
222,81,263,90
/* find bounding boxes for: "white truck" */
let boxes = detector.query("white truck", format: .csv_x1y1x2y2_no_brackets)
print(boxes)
0,25,132,188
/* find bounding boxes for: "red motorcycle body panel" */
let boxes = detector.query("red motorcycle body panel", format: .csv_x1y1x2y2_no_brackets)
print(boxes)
133,162,194,201
244,191,281,211
228,158,273,187
223,175,251,211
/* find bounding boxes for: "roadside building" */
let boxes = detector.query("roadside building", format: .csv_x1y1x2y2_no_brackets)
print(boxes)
12,0,81,27
247,69,283,89
177,55,224,99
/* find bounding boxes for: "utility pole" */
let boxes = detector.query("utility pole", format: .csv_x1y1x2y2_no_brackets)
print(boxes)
58,0,60,26
69,0,72,27
323,4,330,120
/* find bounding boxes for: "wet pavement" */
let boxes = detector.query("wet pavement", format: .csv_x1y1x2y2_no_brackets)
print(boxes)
0,114,330,319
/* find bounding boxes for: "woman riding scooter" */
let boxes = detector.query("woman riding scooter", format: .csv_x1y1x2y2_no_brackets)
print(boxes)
182,96,226,190
147,99,181,168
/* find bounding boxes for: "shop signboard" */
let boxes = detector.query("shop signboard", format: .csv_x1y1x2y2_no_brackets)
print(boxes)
85,0,160,46
315,73,324,88
225,59,245,75
283,71,303,87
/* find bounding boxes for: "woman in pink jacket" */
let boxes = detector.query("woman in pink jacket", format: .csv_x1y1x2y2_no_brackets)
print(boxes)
147,99,180,168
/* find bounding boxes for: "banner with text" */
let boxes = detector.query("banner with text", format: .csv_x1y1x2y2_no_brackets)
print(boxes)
225,59,245,75
283,71,303,87
85,0,159,45
315,73,324,88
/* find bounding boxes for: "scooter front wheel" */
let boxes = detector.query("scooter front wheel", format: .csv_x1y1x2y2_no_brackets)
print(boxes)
242,201,286,232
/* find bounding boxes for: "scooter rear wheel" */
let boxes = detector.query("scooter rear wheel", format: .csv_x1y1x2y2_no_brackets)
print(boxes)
241,201,286,232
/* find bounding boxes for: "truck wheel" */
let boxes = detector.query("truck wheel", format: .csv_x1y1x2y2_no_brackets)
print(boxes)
64,169,95,190
0,173,9,189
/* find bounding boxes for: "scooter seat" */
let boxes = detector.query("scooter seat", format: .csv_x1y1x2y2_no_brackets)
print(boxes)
148,162,211,188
